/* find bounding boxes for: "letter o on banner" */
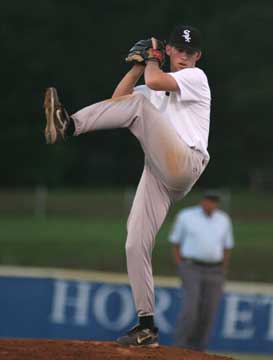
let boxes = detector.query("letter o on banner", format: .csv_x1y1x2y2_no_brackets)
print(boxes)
93,285,135,331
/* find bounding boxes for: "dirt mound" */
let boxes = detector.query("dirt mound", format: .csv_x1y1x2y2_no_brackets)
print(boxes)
0,339,235,360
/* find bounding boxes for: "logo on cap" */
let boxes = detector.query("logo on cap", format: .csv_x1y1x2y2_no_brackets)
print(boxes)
182,29,191,43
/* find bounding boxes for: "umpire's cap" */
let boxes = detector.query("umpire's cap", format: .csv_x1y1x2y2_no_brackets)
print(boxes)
168,25,202,51
203,190,221,202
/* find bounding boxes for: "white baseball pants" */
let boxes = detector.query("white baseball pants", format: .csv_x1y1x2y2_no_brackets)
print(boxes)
72,93,207,316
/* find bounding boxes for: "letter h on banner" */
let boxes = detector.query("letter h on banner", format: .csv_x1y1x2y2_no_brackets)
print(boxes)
50,280,91,326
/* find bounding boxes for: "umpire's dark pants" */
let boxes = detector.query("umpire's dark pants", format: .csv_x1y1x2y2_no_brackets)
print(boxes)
174,259,224,351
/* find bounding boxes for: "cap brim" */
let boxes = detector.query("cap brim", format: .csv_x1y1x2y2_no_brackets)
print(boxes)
203,191,221,201
170,43,201,51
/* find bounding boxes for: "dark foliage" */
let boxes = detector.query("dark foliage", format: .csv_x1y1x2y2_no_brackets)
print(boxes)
1,0,272,188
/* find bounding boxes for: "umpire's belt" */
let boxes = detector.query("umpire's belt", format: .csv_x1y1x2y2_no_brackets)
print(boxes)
183,258,223,267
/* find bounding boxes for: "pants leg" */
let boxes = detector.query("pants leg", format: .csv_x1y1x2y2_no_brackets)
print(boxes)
174,262,202,348
193,267,224,351
72,93,205,316
126,162,171,316
72,93,204,192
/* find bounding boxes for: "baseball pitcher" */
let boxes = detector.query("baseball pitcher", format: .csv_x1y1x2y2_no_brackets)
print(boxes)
43,25,211,347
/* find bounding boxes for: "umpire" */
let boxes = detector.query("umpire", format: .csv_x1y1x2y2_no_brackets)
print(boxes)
169,191,234,351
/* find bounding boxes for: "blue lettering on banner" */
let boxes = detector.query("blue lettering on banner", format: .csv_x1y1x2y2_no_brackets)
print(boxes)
0,276,272,354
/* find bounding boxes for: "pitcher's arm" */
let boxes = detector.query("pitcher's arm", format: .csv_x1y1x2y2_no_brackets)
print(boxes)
112,64,145,98
144,61,178,92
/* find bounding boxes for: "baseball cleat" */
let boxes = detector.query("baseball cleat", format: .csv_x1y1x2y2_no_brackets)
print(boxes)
44,87,70,144
116,325,159,347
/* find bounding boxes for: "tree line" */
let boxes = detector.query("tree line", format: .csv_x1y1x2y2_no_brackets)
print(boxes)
1,0,272,188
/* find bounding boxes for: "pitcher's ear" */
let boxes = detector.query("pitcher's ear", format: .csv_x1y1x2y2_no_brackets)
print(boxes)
166,44,172,56
196,51,202,61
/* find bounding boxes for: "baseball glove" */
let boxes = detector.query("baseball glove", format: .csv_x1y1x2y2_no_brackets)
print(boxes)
125,37,165,67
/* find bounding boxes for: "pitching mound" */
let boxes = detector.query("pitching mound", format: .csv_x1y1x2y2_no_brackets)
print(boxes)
0,339,236,360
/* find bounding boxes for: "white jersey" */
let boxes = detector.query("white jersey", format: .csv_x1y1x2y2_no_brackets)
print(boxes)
134,67,211,161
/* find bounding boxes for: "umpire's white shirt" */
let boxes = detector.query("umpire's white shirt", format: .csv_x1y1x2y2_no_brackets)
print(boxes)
169,206,234,262
134,67,211,161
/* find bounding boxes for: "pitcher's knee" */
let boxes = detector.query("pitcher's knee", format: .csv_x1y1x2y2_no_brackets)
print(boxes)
126,237,151,261
125,240,140,259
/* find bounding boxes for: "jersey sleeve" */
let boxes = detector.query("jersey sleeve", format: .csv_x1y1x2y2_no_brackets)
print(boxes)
169,68,206,102
169,213,185,245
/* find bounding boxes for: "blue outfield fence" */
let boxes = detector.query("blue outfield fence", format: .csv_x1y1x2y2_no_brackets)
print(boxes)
1,267,273,354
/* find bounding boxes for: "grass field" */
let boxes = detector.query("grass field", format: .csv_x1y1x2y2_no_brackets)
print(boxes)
0,188,272,282
0,216,272,282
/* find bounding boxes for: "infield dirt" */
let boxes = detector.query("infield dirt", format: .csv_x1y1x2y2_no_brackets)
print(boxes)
0,339,236,360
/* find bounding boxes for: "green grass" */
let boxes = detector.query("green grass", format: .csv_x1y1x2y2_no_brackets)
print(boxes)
0,188,272,281
0,215,273,282
0,216,127,271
